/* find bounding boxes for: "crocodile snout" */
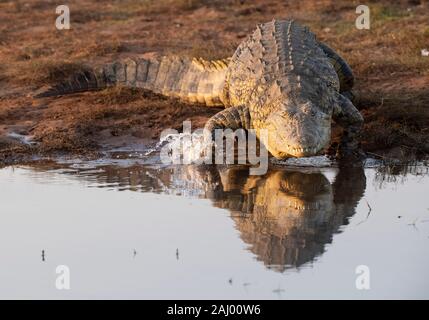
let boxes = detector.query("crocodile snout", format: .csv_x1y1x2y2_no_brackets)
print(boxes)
264,112,331,159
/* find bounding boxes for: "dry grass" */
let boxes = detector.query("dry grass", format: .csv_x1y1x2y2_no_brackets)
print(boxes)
10,59,88,86
182,40,235,60
137,0,208,14
359,89,429,156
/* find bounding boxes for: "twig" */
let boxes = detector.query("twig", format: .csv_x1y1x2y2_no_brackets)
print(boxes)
365,199,372,216
356,199,373,226
365,151,386,159
365,151,392,160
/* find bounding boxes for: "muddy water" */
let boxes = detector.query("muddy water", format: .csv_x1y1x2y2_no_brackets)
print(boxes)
0,158,428,299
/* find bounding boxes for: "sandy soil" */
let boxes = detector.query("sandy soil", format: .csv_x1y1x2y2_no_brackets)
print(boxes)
0,0,428,165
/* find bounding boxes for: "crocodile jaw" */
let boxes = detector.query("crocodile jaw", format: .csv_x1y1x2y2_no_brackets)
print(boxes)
269,143,325,158
263,114,331,159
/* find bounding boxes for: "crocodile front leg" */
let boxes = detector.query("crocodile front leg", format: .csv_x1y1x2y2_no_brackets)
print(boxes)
204,105,251,135
203,105,251,161
333,94,364,159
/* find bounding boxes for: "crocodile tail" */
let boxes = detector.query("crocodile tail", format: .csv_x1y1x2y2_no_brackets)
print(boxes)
118,56,230,106
35,56,230,107
34,67,111,98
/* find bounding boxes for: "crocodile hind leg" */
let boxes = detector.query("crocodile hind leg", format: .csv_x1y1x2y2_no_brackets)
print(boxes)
333,94,364,159
319,42,355,100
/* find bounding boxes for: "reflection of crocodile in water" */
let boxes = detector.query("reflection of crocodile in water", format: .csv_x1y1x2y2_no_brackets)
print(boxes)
34,162,365,272
207,165,366,271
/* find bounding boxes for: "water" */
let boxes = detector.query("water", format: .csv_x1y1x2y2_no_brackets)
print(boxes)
0,157,428,299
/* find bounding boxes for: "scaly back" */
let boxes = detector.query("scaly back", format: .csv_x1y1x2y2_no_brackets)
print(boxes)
222,20,340,124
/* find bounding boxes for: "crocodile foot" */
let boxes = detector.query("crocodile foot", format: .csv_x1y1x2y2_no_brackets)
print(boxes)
336,144,366,163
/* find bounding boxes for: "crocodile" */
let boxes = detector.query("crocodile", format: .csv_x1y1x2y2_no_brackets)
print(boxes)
36,19,363,159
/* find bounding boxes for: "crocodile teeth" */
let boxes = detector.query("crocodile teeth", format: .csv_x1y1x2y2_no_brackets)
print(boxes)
285,145,319,155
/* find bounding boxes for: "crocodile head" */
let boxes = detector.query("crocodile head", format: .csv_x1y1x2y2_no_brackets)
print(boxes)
260,101,332,158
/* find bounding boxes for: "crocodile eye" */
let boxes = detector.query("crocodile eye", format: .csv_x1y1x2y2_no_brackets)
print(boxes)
279,110,292,118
